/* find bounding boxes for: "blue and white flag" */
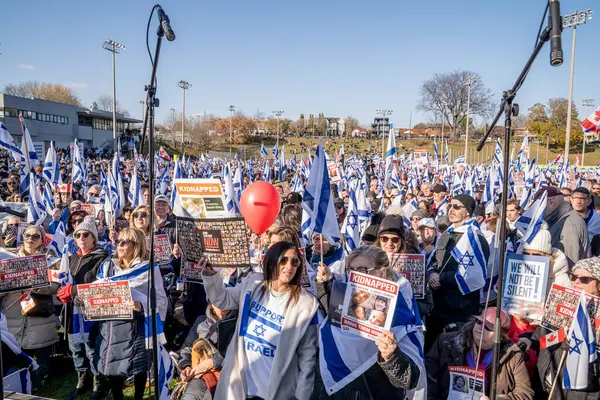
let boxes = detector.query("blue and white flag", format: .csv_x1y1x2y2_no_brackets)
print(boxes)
0,122,24,162
384,128,397,188
170,159,182,210
433,137,439,160
451,224,487,295
42,183,55,215
301,140,340,243
494,138,503,164
262,161,272,183
42,141,59,189
127,167,146,208
48,222,67,258
341,186,361,253
516,133,529,172
437,198,448,218
291,172,304,194
454,155,466,165
514,190,547,244
272,143,279,159
444,140,449,164
223,163,239,216
402,198,419,228
19,116,40,169
260,142,268,158
318,277,426,398
71,139,85,184
563,292,597,389
278,145,286,181
27,174,47,224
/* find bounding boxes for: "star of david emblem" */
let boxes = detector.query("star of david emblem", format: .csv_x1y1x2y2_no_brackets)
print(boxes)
253,324,266,338
347,214,358,230
569,335,583,355
458,251,475,269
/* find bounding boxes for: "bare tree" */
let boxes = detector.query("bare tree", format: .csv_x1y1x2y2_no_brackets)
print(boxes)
417,70,494,139
95,95,130,117
3,81,82,106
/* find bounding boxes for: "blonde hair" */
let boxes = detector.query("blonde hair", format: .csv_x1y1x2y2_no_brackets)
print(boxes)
346,245,396,281
129,205,151,235
117,228,149,265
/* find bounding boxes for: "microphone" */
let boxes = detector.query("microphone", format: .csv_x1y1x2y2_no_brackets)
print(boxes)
156,5,176,41
549,0,563,66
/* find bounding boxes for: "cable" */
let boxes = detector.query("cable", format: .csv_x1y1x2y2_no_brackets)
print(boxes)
534,2,550,49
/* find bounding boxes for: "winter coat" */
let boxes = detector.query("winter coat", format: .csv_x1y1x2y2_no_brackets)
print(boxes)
203,272,319,400
311,245,345,282
313,278,421,399
545,202,589,268
0,247,60,350
426,329,534,399
429,226,490,325
547,248,570,297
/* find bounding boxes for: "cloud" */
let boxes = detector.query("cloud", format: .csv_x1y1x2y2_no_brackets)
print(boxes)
18,64,35,70
65,83,89,89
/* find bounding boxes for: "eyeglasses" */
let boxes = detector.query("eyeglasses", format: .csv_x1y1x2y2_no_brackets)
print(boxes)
449,203,466,210
7,181,17,186
74,232,91,239
352,265,380,274
88,192,99,197
133,212,148,219
568,272,597,285
279,256,300,268
379,236,401,244
572,196,588,201
476,318,494,332
72,218,84,224
23,233,41,241
116,239,133,247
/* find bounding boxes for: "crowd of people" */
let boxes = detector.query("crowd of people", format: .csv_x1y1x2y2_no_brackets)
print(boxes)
0,136,600,400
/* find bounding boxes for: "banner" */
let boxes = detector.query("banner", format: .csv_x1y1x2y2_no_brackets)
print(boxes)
447,366,485,400
76,281,134,321
389,253,426,299
147,234,172,271
0,254,49,293
541,283,600,346
172,179,228,219
340,271,399,341
501,253,550,321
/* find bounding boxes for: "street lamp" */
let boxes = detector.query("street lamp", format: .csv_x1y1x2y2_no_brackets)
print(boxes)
464,75,477,163
273,110,284,148
582,98,595,166
563,8,593,163
177,80,191,156
229,105,235,158
102,39,125,153
376,109,393,158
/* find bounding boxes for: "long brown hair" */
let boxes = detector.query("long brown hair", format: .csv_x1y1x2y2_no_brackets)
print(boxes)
258,241,302,309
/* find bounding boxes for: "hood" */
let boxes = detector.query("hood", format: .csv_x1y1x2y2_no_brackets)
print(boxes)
545,201,573,224
549,248,568,278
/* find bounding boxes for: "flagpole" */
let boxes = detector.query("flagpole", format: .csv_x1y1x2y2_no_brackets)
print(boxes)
548,350,568,399
19,116,31,173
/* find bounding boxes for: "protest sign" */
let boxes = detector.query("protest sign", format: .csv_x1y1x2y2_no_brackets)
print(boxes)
16,222,31,247
327,162,341,183
0,254,49,293
177,217,250,268
80,204,95,217
0,202,28,225
447,366,485,400
76,281,134,321
340,271,399,341
181,262,204,284
146,234,172,271
389,253,426,299
327,280,347,328
172,179,228,219
541,283,600,346
501,253,550,321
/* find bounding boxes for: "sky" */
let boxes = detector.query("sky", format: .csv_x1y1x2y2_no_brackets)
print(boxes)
0,0,598,128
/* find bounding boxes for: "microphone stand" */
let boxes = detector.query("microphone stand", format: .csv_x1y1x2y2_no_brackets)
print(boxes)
141,19,164,400
477,26,550,399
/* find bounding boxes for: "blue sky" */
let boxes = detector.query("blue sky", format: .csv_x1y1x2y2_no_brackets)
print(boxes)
1,0,598,127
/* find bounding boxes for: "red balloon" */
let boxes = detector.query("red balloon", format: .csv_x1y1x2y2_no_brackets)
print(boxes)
240,181,281,235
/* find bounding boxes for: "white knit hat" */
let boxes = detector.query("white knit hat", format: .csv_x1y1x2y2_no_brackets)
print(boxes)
522,228,552,255
74,216,99,242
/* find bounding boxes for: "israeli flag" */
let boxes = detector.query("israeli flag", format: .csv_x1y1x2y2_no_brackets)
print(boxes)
402,198,419,228
454,155,466,165
260,142,268,157
451,225,487,294
318,277,426,398
156,165,170,196
223,163,239,216
128,167,146,208
42,183,55,215
42,141,59,189
0,122,24,162
48,222,67,258
514,190,547,244
272,143,279,159
278,145,286,181
170,160,182,210
437,198,448,218
262,161,272,183
494,138,503,164
563,293,597,389
19,117,40,169
27,174,47,224
342,186,361,253
71,139,85,184
433,137,439,160
384,128,397,188
291,172,304,194
301,140,340,243
516,134,529,172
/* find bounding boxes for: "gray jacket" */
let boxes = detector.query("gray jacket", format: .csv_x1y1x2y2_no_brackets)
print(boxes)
545,202,589,268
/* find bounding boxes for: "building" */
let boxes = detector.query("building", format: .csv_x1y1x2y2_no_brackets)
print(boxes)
326,117,345,137
372,117,391,138
0,94,141,155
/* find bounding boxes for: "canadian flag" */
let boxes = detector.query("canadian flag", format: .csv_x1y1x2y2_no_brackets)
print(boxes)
540,327,566,349
581,108,600,133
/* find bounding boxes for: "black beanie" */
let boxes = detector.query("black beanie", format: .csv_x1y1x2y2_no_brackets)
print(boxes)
361,224,380,242
378,214,405,237
453,194,476,216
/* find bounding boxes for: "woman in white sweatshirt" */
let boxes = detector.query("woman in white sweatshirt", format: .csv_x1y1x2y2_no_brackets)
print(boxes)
201,241,319,400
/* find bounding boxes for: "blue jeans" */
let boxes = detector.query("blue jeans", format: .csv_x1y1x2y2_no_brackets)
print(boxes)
68,336,97,375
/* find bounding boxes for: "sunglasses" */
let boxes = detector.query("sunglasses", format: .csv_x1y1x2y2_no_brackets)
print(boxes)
23,233,41,240
279,256,301,268
72,218,84,224
7,182,17,185
379,236,401,244
116,239,133,247
352,266,380,274
476,318,494,332
133,212,148,219
74,232,91,239
568,272,597,285
449,203,466,210
335,204,344,210
71,205,82,211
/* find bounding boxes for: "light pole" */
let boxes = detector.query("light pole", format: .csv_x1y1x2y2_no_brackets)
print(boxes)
177,80,191,156
102,40,125,153
582,98,595,166
376,109,393,158
273,110,284,148
229,105,235,158
563,9,593,163
169,108,176,147
138,100,144,120
464,75,477,163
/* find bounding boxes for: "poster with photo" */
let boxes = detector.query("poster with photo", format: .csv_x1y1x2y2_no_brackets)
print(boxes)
341,271,399,341
327,162,341,183
76,281,134,321
541,283,600,346
389,253,426,299
0,254,49,293
181,262,204,284
80,204,96,217
172,179,228,219
177,217,250,268
146,234,172,270
16,222,31,247
447,366,485,400
501,253,550,321
327,280,347,328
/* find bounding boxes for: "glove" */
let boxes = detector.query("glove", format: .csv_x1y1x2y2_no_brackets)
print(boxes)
57,284,76,303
